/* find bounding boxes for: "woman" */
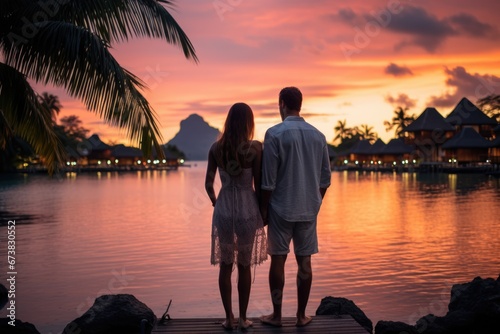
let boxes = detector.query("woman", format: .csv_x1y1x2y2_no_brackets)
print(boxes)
205,102,267,330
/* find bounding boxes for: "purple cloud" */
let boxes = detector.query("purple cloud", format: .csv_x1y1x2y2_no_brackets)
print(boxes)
385,93,418,109
428,67,500,107
387,6,455,52
448,13,497,38
384,63,413,77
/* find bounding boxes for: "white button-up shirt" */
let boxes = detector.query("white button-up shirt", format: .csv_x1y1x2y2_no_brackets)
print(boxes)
262,116,331,221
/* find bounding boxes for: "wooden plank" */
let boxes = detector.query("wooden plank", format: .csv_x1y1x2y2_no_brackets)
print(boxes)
152,315,369,333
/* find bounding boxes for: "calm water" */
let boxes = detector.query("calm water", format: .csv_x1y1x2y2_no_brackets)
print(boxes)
0,163,499,333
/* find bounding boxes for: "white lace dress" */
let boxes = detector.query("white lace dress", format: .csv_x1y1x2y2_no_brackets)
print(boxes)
211,168,267,266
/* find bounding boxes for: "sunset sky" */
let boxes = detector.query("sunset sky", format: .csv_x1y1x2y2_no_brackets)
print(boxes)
50,0,500,146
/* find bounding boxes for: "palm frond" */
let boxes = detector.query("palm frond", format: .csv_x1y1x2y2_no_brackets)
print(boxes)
2,0,197,62
3,21,163,158
0,62,65,173
1,0,197,163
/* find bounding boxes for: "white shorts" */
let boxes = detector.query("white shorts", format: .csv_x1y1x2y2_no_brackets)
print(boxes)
267,205,318,256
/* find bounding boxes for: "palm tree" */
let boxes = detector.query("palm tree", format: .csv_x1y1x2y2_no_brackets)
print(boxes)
334,119,351,143
384,106,415,138
39,92,63,122
358,124,378,143
59,115,90,142
477,94,500,122
0,0,197,173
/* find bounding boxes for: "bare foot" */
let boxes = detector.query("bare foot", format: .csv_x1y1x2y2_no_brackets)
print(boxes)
296,315,312,327
260,313,282,327
238,318,253,330
221,318,235,330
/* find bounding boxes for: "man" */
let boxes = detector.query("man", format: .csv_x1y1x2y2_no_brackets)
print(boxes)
260,86,331,327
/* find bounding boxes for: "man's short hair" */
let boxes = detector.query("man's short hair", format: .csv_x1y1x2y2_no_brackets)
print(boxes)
279,87,302,111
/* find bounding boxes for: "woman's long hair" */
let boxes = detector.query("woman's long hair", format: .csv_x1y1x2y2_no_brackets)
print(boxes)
216,102,254,173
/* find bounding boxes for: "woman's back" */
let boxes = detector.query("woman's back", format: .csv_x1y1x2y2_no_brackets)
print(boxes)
209,141,266,266
219,167,254,190
203,102,267,329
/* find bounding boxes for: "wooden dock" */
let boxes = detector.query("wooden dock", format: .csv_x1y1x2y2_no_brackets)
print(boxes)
152,315,369,333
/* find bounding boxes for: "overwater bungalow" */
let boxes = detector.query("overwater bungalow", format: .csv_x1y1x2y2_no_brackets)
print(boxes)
111,144,143,166
445,97,498,139
84,134,112,166
360,138,387,167
442,127,491,163
402,107,455,162
370,138,386,154
492,125,500,164
489,136,500,164
494,124,500,138
72,134,180,170
377,138,414,164
331,97,499,172
348,139,373,165
327,144,337,159
151,147,182,169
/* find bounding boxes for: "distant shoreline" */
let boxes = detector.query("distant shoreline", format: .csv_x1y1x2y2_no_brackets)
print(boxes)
2,161,499,176
333,163,500,175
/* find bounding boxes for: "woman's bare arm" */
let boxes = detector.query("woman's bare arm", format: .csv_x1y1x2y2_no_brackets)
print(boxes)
205,144,218,206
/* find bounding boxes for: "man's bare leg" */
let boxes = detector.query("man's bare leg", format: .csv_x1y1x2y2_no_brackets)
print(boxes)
296,255,313,327
219,263,234,329
260,255,287,327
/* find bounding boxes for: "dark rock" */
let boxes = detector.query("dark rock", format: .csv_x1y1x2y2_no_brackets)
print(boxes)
63,294,156,334
424,310,476,334
415,314,446,334
375,320,418,334
413,276,500,334
0,284,8,309
375,276,500,334
0,285,39,333
0,318,40,334
446,275,500,333
316,296,372,333
449,276,500,313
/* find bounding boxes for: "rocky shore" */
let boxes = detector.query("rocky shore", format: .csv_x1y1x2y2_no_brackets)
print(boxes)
1,275,499,333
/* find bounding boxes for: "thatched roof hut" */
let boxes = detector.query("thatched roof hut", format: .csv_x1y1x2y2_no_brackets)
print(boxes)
380,138,414,155
110,145,143,166
86,134,112,163
349,139,372,155
442,128,491,149
403,107,455,162
327,145,337,160
494,124,500,135
491,136,500,148
87,134,111,151
404,107,455,132
445,97,497,126
490,136,500,163
442,127,490,163
445,98,498,139
376,138,414,163
369,138,386,154
347,139,373,164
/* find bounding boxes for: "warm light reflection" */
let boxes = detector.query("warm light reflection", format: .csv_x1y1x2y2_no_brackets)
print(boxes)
2,164,499,333
448,174,457,191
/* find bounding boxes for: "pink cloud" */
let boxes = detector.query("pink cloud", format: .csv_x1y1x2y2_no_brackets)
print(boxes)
38,0,500,145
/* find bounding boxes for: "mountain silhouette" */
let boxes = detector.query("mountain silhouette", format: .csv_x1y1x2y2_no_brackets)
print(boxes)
166,114,220,160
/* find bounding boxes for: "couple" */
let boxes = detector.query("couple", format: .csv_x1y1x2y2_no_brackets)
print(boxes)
205,87,331,330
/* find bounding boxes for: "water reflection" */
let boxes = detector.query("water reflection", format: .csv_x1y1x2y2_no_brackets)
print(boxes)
0,210,41,226
0,167,498,333
318,170,500,325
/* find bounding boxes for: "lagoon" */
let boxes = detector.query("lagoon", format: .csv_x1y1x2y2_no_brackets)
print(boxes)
0,162,499,333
